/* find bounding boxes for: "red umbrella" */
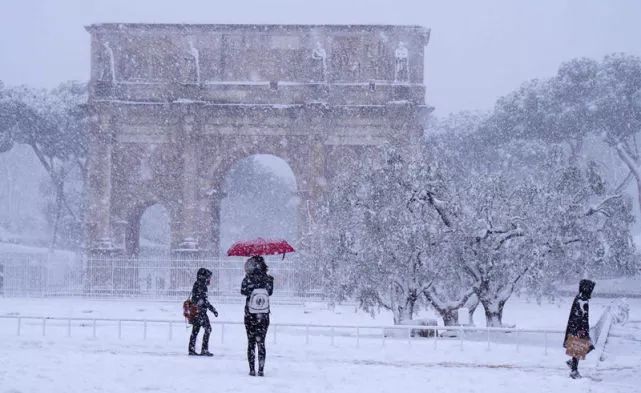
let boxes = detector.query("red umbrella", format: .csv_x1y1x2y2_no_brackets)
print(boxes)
226,238,295,257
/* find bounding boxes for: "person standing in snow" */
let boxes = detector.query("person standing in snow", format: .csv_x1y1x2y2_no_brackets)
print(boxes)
563,279,596,379
241,256,274,376
188,268,218,356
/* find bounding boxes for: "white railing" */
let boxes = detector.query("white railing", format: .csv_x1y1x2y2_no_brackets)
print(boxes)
0,315,565,354
589,298,630,365
0,254,322,299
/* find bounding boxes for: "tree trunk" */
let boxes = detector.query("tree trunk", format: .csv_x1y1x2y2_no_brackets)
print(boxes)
390,288,417,325
615,143,641,220
49,181,64,251
481,299,505,327
465,294,480,326
423,287,476,327
392,301,415,325
441,309,459,326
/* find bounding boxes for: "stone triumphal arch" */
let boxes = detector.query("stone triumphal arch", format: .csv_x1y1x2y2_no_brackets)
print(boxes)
86,24,431,257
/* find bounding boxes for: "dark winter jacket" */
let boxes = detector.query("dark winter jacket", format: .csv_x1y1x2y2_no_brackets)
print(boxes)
563,279,595,347
191,268,217,317
241,271,274,317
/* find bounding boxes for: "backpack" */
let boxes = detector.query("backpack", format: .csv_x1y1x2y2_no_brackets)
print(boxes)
183,298,199,323
248,288,270,314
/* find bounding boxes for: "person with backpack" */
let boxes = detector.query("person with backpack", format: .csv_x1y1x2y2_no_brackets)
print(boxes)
563,279,596,379
241,256,274,376
188,268,218,356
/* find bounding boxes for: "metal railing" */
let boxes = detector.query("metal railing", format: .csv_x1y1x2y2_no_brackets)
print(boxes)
0,314,566,354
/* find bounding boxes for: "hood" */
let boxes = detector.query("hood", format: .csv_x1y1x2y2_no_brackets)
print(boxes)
578,279,595,300
245,256,266,275
196,268,213,282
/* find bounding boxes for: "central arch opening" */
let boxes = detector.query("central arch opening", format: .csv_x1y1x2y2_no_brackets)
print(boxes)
220,154,298,255
138,203,170,258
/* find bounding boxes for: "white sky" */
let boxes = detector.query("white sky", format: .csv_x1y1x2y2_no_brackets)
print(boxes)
1,0,640,116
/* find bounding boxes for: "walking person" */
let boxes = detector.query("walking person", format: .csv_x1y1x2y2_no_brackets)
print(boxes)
563,279,596,379
188,268,218,356
241,256,274,376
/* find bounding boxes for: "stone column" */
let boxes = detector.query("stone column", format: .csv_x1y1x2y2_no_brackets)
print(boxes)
87,113,115,253
296,189,312,249
301,136,326,253
208,190,225,256
177,115,199,253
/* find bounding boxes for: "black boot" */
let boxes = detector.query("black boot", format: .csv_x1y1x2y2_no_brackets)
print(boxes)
258,359,265,376
201,350,213,357
249,365,256,376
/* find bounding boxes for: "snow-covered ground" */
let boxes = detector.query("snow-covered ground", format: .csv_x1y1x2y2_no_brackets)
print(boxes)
0,296,639,393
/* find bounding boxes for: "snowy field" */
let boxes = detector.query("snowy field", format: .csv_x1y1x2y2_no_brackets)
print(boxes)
0,296,640,393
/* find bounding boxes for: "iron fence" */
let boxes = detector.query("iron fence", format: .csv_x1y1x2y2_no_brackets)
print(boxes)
0,253,322,299
0,314,567,355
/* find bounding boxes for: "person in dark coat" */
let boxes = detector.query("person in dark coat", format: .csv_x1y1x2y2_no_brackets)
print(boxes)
563,279,595,379
241,256,274,376
188,267,218,356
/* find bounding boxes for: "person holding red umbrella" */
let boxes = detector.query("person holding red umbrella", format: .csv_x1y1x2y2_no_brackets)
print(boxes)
241,256,274,376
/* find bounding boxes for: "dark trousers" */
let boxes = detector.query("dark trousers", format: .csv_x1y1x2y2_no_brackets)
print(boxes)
570,357,579,371
189,314,211,353
245,314,269,371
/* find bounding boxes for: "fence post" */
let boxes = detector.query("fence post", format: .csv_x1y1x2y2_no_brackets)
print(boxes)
382,328,386,347
459,326,464,350
93,319,97,338
433,327,438,349
356,327,360,348
17,317,21,336
67,318,72,337
305,325,310,345
407,327,412,346
118,320,122,340
221,323,225,344
42,318,46,337
544,331,548,355
516,330,520,352
331,327,335,346
486,327,490,350
111,260,115,296
168,322,173,341
143,320,148,340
